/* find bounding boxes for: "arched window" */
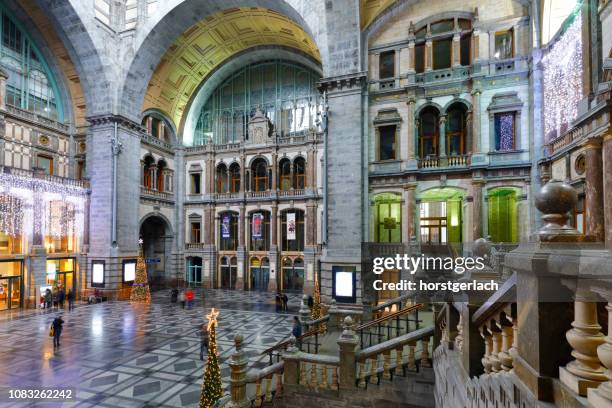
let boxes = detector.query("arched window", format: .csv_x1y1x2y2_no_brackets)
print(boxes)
219,212,238,251
293,157,305,189
252,158,268,192
157,160,166,192
281,210,304,252
229,163,240,193
446,104,467,156
141,114,172,142
194,61,321,146
142,156,155,189
250,211,270,252
0,7,62,120
216,164,228,193
419,107,439,158
279,159,291,191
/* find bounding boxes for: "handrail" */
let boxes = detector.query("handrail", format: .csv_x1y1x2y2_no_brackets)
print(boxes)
355,304,423,331
356,326,435,360
245,361,284,383
472,273,517,326
305,314,330,326
372,293,413,313
261,328,320,356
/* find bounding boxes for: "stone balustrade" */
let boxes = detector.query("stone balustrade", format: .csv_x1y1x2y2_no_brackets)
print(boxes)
140,186,173,201
355,326,434,388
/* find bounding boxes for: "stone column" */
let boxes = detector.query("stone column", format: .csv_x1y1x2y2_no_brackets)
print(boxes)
337,317,359,390
271,152,277,192
239,155,245,194
404,184,417,242
471,90,481,153
452,33,461,67
584,138,604,242
472,180,484,240
604,134,612,250
472,30,480,63
407,99,416,162
425,37,433,72
439,115,447,158
408,41,415,72
145,116,152,134
159,121,165,140
307,148,316,191
268,205,278,292
0,68,7,111
560,298,606,396
588,288,612,407
236,206,246,290
229,334,250,408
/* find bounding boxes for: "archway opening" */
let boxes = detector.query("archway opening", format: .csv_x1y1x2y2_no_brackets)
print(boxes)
186,257,202,287
139,215,172,289
250,257,270,291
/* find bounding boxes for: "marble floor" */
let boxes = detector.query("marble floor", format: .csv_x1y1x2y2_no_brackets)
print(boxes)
0,289,301,408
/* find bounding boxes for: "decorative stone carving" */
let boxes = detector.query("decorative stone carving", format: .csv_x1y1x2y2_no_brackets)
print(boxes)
247,109,270,145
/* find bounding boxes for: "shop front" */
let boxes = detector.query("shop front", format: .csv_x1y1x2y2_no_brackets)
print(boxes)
0,260,23,310
45,258,76,293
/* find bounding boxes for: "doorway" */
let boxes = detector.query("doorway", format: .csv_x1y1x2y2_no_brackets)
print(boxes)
250,257,270,291
46,258,76,293
186,257,202,286
220,256,237,289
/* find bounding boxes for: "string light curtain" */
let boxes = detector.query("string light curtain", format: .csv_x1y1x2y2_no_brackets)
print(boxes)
0,194,23,237
542,11,582,142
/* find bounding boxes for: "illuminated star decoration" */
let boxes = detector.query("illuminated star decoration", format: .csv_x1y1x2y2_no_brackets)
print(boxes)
139,238,143,245
206,308,219,331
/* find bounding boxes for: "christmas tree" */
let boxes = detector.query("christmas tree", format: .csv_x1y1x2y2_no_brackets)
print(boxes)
311,273,322,321
199,308,223,408
130,239,151,303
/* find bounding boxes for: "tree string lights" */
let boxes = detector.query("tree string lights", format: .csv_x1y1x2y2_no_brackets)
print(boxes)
199,308,222,408
542,12,582,142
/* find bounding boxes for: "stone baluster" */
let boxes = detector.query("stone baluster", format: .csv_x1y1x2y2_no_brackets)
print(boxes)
319,364,328,389
481,327,492,374
369,356,378,383
497,314,514,371
560,297,606,396
337,316,359,390
254,380,262,407
264,375,273,402
455,314,464,352
331,366,339,390
358,360,367,388
275,372,283,396
421,338,431,368
228,334,250,407
488,321,502,373
383,350,391,379
588,289,612,407
396,345,404,367
407,341,417,370
310,362,317,388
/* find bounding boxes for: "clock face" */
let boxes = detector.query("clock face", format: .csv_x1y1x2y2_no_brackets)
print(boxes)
39,135,49,146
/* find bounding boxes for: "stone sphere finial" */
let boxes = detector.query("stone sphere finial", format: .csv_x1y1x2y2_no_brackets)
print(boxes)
535,179,577,216
473,237,491,258
343,316,353,329
535,179,582,240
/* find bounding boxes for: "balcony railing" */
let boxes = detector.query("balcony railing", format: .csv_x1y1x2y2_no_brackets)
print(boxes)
185,243,205,250
140,186,173,201
277,189,304,197
5,105,70,133
141,133,172,150
418,155,470,169
214,192,240,200
0,165,89,189
246,191,271,199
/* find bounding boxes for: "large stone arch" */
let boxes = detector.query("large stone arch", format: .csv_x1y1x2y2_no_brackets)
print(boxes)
118,0,329,124
30,0,112,118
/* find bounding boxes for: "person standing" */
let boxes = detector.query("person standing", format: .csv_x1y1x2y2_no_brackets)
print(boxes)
179,290,186,309
58,287,66,309
67,289,75,311
185,287,194,309
275,291,282,312
292,316,302,338
282,293,289,312
52,315,64,348
52,287,59,310
199,324,209,361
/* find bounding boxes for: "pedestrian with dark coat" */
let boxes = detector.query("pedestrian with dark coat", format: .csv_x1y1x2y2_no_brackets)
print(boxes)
44,289,52,310
52,315,64,348
67,289,75,311
281,293,289,312
275,291,282,312
58,288,66,309
199,325,210,361
292,316,302,338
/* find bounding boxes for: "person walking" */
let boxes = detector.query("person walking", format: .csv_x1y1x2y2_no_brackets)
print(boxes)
58,287,66,309
51,315,64,348
179,290,186,309
52,287,59,310
67,289,75,311
282,293,289,312
44,289,52,311
199,324,209,361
